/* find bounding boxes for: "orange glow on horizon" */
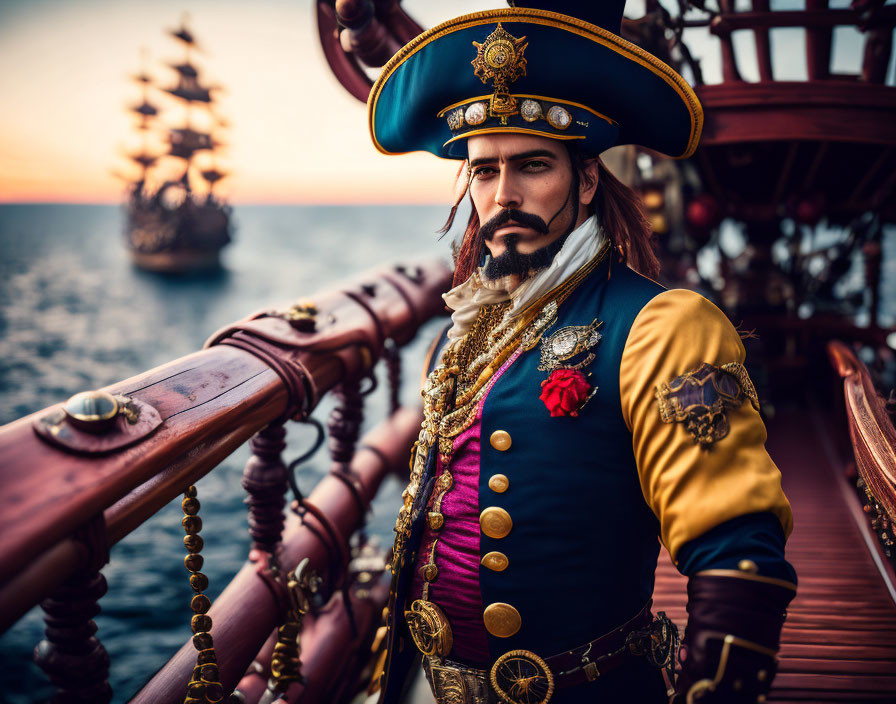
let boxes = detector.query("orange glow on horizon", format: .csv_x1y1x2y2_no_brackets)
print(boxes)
0,1,502,206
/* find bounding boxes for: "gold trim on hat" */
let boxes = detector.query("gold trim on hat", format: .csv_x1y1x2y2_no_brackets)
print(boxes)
443,127,585,149
368,7,703,159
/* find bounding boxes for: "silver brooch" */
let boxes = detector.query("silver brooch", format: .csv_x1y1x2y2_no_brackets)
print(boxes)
546,105,572,130
520,99,543,122
537,318,603,371
464,101,488,126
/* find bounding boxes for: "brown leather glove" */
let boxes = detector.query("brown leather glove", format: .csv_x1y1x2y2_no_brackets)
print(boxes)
671,566,796,703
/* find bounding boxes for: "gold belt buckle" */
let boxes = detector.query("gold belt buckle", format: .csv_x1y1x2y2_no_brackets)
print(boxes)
424,656,491,704
405,599,453,657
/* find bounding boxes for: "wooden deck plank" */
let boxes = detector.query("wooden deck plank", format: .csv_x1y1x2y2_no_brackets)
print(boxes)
651,404,896,702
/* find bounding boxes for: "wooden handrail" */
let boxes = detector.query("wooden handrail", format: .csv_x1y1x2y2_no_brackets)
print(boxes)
710,7,896,32
0,258,451,631
827,340,896,523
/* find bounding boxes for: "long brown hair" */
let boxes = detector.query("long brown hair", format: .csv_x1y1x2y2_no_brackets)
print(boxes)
445,145,660,287
588,153,660,281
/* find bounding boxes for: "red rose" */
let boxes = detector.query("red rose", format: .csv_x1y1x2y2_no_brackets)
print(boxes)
539,369,592,417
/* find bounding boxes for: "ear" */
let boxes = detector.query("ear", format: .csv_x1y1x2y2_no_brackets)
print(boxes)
578,158,600,207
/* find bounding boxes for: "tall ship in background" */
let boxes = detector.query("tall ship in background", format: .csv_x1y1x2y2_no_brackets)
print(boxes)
122,19,232,273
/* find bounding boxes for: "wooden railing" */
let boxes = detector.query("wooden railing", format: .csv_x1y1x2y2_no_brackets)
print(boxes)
699,0,896,86
0,258,452,703
828,340,896,573
674,0,896,151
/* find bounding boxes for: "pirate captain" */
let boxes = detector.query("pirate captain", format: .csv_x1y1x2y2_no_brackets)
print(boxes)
367,2,797,702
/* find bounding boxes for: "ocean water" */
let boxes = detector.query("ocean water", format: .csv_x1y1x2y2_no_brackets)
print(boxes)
0,204,452,703
2,204,894,703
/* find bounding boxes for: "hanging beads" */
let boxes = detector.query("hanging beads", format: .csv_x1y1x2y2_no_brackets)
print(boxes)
182,486,225,704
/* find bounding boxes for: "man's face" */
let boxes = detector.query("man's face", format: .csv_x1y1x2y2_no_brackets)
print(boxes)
467,134,590,279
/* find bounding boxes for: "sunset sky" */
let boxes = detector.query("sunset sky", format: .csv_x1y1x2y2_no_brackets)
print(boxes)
0,0,879,204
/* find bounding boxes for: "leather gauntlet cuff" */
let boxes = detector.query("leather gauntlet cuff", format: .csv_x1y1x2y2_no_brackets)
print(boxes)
673,570,796,703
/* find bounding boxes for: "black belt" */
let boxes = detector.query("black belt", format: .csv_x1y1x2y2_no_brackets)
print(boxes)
416,600,677,704
546,600,654,688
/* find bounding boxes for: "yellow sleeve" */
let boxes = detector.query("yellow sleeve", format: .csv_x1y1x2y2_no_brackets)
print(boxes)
619,288,793,561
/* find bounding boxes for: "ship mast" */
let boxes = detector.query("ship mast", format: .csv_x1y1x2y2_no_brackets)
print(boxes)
163,16,216,194
126,48,161,193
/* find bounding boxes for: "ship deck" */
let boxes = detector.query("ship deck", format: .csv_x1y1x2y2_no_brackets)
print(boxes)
654,400,896,702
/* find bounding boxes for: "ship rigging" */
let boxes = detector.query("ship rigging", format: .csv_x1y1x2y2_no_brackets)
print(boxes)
122,18,232,274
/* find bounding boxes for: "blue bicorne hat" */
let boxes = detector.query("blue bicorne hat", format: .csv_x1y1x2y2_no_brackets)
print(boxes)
368,0,702,160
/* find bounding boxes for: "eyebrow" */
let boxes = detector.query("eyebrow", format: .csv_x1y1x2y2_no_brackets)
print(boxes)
469,149,560,168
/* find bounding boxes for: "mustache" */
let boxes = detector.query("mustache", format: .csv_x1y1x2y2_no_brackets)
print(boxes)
479,209,549,241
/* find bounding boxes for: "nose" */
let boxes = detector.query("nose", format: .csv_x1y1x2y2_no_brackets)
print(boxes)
494,167,522,210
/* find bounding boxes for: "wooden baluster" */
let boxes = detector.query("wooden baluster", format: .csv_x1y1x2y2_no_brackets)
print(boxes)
752,0,774,82
34,515,111,703
857,0,894,84
862,25,893,83
328,381,364,471
805,0,832,80
243,423,289,553
34,570,112,703
714,0,744,83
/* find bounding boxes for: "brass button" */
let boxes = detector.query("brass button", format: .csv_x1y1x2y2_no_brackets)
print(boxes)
480,507,512,539
489,430,512,452
738,559,759,574
483,602,521,638
421,563,438,582
488,474,509,493
428,512,444,530
481,551,509,572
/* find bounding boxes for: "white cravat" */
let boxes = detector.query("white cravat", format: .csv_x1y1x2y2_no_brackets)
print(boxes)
442,215,607,339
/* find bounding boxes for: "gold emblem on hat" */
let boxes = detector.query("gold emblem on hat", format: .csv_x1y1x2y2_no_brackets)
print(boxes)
472,24,528,124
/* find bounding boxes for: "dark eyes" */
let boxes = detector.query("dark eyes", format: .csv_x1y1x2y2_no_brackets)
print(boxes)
471,160,551,180
472,166,498,179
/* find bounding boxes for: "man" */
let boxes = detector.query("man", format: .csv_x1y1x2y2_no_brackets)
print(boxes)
367,2,797,702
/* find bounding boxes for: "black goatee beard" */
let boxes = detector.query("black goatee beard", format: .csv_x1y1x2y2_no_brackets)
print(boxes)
480,208,576,282
482,231,570,281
